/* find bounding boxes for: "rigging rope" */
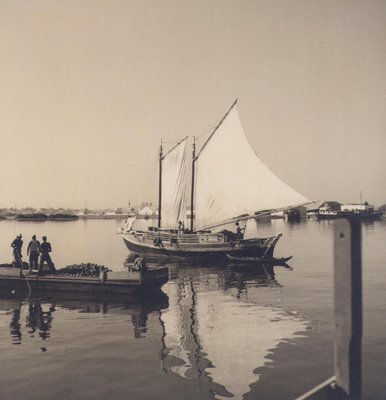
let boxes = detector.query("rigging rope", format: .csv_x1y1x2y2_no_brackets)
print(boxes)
14,249,32,295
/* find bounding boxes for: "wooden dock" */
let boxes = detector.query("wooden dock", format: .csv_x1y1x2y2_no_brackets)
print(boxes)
0,266,169,295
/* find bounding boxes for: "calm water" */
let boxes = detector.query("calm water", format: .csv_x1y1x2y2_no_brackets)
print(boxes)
0,218,385,400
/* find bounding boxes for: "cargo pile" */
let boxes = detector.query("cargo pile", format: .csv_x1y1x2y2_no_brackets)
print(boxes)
56,263,110,277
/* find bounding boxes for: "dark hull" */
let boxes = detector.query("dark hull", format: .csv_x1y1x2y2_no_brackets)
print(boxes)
122,234,278,262
316,214,340,220
226,255,293,266
0,268,168,295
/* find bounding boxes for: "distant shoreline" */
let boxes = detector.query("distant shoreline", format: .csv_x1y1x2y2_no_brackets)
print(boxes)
0,213,131,221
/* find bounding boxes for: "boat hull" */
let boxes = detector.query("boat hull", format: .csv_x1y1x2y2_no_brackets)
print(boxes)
121,230,280,261
0,266,168,295
225,254,292,266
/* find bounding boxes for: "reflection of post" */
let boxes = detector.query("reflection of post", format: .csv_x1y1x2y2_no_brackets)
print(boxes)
158,311,168,373
334,219,362,400
130,309,148,338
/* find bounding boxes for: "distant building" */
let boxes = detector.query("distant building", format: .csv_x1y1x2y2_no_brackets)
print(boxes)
138,205,158,217
286,206,307,221
341,202,373,212
317,201,342,218
140,201,154,208
319,201,342,212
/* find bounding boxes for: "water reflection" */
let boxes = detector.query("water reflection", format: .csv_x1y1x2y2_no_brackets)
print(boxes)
9,305,22,345
0,289,168,346
317,217,384,229
0,263,306,400
167,263,289,296
25,300,54,340
224,264,285,298
160,264,308,400
0,297,55,345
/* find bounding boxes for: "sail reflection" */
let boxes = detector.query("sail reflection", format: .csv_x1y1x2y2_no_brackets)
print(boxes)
160,265,308,400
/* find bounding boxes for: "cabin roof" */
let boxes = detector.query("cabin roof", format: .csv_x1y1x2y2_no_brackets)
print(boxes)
319,201,341,209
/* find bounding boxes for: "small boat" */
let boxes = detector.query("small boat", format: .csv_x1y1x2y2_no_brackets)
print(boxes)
121,100,313,261
225,254,293,266
0,264,168,295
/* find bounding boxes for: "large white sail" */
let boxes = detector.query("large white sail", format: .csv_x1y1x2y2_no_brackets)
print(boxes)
195,105,309,229
161,137,188,229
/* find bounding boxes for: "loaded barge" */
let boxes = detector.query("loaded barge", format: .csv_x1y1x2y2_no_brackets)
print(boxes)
0,264,169,295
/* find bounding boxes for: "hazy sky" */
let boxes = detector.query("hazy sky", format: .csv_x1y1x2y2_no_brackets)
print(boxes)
1,0,385,209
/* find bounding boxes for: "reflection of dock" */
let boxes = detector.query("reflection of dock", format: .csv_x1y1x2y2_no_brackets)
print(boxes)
0,289,169,345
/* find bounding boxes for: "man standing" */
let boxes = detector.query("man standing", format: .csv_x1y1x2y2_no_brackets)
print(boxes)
132,254,147,272
178,221,185,232
38,236,56,275
27,235,40,272
11,234,23,268
235,221,245,240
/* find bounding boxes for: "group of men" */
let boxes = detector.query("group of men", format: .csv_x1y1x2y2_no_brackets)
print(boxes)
11,234,56,274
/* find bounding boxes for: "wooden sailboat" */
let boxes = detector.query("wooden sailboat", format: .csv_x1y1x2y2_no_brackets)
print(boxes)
121,100,311,261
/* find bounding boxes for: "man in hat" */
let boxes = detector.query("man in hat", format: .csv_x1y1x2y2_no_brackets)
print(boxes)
38,236,56,275
235,221,245,240
27,234,40,272
11,234,23,268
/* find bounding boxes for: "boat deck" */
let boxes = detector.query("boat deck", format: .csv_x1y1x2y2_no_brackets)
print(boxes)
0,265,169,295
122,229,280,260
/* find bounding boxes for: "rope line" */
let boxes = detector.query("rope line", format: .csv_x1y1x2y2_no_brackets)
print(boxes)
14,249,32,295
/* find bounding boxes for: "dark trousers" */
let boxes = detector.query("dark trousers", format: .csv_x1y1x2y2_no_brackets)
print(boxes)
13,250,23,268
39,253,56,274
29,251,39,270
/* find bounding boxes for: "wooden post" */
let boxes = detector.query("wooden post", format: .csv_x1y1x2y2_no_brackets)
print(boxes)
190,136,196,232
333,219,362,400
294,219,362,400
158,140,163,229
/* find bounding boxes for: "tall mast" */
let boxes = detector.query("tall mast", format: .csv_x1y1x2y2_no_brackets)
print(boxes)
191,100,237,231
158,139,163,228
190,136,196,232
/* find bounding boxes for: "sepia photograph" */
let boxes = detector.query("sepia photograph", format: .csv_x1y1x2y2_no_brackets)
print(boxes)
0,1,385,399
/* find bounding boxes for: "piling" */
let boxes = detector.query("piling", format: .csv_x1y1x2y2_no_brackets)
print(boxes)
294,218,362,400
